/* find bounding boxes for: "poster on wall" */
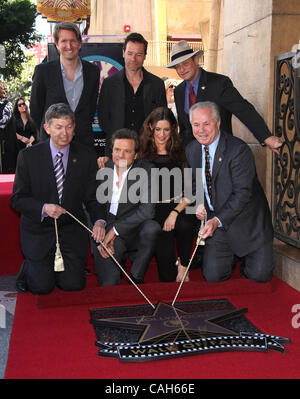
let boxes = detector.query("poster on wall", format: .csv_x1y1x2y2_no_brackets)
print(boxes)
48,42,124,157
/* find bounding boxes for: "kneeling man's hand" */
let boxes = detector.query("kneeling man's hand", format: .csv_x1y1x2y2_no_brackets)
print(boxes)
44,204,66,219
199,217,219,239
99,228,116,259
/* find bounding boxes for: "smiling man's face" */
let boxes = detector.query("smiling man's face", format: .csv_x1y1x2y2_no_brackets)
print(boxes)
190,107,221,146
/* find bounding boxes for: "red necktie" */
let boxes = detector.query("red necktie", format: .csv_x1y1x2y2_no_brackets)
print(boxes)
189,85,196,108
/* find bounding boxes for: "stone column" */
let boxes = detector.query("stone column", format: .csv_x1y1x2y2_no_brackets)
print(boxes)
88,0,104,36
205,0,221,72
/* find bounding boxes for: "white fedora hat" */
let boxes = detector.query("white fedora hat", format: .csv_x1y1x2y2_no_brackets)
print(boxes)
166,40,203,68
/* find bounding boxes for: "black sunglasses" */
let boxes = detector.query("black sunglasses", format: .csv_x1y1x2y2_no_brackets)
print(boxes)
18,102,26,107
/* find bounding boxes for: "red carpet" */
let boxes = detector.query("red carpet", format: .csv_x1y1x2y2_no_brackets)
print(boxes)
0,174,24,275
5,267,300,379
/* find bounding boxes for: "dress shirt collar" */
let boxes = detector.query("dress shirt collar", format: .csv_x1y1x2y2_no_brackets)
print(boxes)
202,131,221,159
186,68,201,92
60,57,82,79
49,139,70,172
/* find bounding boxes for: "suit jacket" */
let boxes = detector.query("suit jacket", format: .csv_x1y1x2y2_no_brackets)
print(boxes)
98,68,167,156
11,140,105,260
175,68,271,147
30,59,100,148
97,158,157,237
185,131,273,257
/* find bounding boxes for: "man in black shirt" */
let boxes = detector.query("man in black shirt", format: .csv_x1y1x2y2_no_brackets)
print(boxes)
98,33,167,168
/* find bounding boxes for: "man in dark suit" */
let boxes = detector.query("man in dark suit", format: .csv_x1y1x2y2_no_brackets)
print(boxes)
186,101,274,282
11,103,106,294
30,22,99,149
166,40,282,154
98,32,167,168
93,128,161,286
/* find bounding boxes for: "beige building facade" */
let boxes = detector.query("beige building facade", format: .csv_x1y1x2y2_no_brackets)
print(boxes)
88,0,300,289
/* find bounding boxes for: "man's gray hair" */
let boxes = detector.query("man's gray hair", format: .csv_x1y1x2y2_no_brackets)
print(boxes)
45,103,75,125
189,101,221,123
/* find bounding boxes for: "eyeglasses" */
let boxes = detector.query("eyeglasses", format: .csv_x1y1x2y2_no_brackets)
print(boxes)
18,102,26,107
168,85,175,89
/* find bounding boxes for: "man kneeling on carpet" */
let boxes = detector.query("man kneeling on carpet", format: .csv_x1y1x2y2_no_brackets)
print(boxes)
186,101,274,282
93,128,161,286
11,103,106,294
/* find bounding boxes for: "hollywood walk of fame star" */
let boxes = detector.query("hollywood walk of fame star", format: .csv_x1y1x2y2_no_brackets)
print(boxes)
94,302,248,344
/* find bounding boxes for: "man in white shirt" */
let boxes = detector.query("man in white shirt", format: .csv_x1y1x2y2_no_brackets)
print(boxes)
94,128,160,286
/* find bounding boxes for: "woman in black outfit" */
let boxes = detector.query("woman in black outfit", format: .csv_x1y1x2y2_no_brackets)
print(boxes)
13,98,37,151
139,107,196,282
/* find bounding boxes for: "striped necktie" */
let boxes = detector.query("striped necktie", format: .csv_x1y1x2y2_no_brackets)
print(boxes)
204,146,213,204
54,151,65,204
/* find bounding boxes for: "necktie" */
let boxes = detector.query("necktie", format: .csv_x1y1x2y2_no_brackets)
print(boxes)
189,85,196,108
54,151,65,204
204,146,213,204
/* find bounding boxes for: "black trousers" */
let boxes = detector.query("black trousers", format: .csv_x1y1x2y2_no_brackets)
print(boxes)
93,219,161,286
18,223,89,294
154,213,196,282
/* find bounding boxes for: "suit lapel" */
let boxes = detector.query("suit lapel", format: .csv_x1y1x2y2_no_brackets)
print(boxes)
75,59,89,112
42,140,60,202
54,59,69,104
61,143,79,205
192,141,202,169
117,160,139,216
176,82,186,115
143,69,155,115
212,132,226,184
196,68,208,102
113,70,126,127
105,160,114,212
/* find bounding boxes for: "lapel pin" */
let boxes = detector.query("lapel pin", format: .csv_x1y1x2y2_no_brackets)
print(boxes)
201,86,206,90
73,158,77,163
219,157,222,162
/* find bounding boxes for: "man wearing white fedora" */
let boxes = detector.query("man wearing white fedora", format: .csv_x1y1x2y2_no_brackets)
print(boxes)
166,40,282,153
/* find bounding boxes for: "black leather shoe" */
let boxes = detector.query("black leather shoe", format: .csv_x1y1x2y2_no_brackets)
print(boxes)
16,279,28,293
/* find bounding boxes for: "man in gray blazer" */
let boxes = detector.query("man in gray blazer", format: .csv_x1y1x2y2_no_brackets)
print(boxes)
186,101,274,283
98,32,167,168
94,128,161,286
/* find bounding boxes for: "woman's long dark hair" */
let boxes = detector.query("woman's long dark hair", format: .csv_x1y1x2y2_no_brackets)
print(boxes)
139,107,186,164
13,98,35,125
